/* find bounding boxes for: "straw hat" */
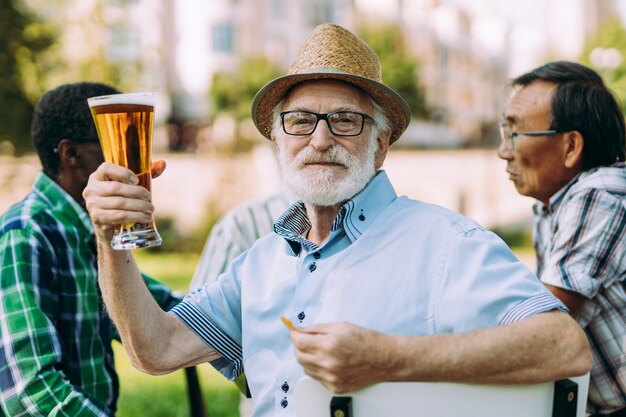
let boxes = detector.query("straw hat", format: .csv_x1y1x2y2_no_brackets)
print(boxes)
251,23,411,144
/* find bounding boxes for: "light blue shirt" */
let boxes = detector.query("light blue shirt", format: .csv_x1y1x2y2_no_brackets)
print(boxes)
171,170,564,417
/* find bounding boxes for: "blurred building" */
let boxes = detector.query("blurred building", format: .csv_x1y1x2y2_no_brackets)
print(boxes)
163,0,354,122
23,0,624,148
164,0,505,146
370,0,508,145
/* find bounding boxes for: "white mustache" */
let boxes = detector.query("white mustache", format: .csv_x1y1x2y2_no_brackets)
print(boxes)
295,145,356,167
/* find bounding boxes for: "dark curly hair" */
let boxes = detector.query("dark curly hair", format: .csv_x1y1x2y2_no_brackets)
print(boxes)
511,61,626,171
31,82,120,178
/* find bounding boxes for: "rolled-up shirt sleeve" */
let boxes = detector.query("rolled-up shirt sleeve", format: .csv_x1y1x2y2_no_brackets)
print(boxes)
169,253,246,380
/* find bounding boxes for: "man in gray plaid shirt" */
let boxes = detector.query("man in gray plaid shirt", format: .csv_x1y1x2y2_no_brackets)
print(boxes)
498,61,626,417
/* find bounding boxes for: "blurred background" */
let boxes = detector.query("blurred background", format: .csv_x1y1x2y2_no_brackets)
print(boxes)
2,0,626,416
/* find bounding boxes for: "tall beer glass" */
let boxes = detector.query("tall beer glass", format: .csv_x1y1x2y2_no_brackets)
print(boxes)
88,92,162,249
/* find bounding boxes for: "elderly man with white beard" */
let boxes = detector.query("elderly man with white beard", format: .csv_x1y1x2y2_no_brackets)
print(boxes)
83,24,591,417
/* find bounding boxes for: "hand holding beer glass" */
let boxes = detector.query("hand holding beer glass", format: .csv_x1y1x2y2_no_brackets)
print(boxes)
88,92,162,249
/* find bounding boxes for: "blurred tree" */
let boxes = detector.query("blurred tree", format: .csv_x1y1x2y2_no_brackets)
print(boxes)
209,57,281,153
0,0,56,155
358,24,429,118
210,57,282,120
24,0,135,94
0,0,150,155
580,16,626,108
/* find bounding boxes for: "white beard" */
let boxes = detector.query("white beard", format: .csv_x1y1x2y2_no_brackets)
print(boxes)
278,134,378,207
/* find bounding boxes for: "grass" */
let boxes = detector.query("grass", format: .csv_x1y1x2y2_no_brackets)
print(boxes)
114,250,241,417
114,347,240,417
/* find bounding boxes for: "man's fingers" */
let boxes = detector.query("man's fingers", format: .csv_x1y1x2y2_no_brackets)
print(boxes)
293,345,321,367
95,195,154,213
290,330,322,353
91,161,166,184
89,206,154,227
85,188,154,222
83,162,157,232
92,162,139,184
86,179,152,201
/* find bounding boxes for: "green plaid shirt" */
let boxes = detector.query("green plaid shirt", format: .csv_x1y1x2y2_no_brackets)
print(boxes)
0,172,179,416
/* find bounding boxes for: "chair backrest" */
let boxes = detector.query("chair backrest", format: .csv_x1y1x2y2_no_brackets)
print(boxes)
295,373,590,417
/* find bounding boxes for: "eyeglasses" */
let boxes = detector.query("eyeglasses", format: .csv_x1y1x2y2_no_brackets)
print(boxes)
280,110,373,137
499,123,560,150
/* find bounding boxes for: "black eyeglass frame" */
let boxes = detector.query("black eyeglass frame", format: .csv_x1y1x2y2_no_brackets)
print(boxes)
499,123,561,150
280,110,374,137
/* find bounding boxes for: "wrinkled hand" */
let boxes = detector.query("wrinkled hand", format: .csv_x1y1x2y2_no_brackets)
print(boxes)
290,322,395,394
83,161,166,242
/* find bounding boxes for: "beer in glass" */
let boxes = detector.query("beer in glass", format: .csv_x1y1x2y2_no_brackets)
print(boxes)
88,92,162,249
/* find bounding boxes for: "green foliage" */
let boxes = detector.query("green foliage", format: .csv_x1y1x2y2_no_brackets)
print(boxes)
209,57,282,154
358,25,429,118
134,251,200,291
147,217,190,253
0,0,148,156
146,216,204,254
491,225,533,249
0,0,56,155
212,73,238,115
148,198,220,255
579,16,626,108
210,56,282,120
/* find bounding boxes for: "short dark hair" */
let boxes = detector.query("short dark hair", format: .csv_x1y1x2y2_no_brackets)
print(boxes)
511,61,626,171
31,82,120,177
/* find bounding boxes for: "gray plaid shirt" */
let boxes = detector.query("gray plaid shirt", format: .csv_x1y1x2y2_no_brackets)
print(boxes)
534,162,626,414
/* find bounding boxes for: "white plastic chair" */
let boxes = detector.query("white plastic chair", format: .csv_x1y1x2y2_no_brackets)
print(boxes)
295,373,590,417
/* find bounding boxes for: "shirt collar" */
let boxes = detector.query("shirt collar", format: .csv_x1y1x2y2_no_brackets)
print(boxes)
273,170,397,255
33,171,94,239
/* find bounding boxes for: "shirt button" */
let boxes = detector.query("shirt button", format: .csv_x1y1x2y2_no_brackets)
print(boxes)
297,311,305,321
282,382,289,392
313,251,321,259
308,263,317,272
281,398,288,408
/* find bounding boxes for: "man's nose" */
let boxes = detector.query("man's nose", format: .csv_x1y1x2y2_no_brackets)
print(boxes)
497,140,513,160
309,119,337,152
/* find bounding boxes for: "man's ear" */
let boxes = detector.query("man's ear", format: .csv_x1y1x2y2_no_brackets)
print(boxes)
563,131,584,170
374,129,391,169
56,139,80,166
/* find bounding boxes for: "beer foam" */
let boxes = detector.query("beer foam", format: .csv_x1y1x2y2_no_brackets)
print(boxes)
88,93,155,107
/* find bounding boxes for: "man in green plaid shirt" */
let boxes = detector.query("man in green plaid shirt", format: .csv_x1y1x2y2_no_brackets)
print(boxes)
0,83,179,416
